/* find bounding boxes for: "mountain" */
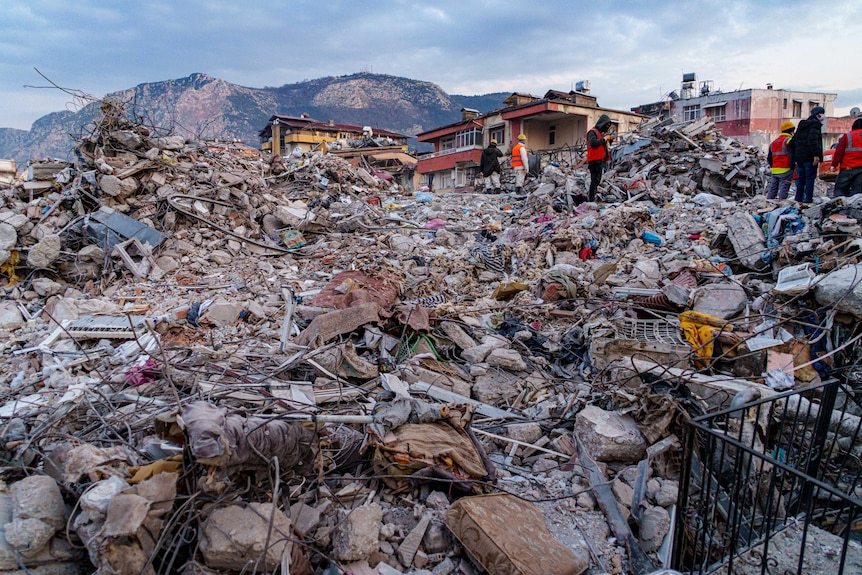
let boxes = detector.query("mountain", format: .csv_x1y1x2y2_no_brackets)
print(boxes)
0,73,507,167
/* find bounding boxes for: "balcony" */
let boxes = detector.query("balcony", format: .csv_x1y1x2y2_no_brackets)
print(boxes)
418,144,484,160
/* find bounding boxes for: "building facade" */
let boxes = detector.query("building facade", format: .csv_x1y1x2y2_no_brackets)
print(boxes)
416,91,645,192
258,114,409,157
633,79,837,151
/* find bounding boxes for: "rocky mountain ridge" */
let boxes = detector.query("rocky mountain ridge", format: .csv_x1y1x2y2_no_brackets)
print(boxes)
0,72,508,167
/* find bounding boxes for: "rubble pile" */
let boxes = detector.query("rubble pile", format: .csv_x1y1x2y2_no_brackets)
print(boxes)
1,99,862,575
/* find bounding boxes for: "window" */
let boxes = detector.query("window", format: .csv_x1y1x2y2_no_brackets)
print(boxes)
490,126,505,145
783,98,788,110
683,105,701,121
455,127,481,148
440,136,455,151
792,101,802,118
548,124,556,145
707,105,726,122
809,101,820,114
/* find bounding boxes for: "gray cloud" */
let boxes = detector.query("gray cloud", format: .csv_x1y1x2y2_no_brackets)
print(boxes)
1,0,860,129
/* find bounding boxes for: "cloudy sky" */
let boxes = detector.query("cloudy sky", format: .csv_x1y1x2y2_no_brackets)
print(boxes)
1,0,860,130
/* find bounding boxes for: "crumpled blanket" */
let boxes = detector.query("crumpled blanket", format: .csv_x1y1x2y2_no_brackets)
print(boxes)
179,401,316,472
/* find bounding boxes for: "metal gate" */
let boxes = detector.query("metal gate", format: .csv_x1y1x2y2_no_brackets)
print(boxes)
673,378,862,574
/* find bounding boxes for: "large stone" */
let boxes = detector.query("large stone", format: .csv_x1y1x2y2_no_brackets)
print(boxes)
27,234,61,268
440,321,477,350
202,300,241,327
78,244,105,262
574,405,647,463
332,503,382,561
0,222,17,251
209,249,232,265
815,263,862,318
422,519,450,554
109,130,143,149
506,422,543,445
30,278,64,297
0,301,24,331
119,177,140,197
155,255,180,273
486,348,527,372
153,135,186,150
397,515,430,566
461,335,508,363
200,503,293,571
99,175,124,197
0,214,29,230
472,372,520,404
638,505,670,552
10,475,65,531
289,501,321,537
692,282,748,319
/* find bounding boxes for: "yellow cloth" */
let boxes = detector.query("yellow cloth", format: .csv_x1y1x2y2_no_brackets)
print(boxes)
679,310,732,363
127,455,183,484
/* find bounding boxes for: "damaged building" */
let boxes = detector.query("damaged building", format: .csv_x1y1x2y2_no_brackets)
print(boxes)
1,92,862,575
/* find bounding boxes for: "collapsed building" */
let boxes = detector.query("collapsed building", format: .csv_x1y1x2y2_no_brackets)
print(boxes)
1,97,862,575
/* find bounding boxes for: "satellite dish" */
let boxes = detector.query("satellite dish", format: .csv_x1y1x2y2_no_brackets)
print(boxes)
669,91,680,100
851,107,861,117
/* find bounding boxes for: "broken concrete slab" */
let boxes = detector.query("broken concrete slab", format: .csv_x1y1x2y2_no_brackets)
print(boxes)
574,405,647,463
332,503,382,562
200,503,294,571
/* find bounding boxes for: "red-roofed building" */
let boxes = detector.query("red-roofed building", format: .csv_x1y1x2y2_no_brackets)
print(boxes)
416,92,644,192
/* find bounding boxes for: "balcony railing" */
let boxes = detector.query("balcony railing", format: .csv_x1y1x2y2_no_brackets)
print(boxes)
418,144,483,160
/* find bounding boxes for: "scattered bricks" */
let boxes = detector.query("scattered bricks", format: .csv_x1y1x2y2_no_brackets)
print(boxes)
332,503,382,562
574,405,647,464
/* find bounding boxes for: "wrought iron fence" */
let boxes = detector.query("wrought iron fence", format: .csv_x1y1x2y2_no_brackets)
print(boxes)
673,377,862,574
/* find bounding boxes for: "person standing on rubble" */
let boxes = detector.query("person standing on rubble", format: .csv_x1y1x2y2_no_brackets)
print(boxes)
788,105,826,204
586,114,614,202
831,117,862,197
480,138,504,194
511,134,529,194
766,121,796,200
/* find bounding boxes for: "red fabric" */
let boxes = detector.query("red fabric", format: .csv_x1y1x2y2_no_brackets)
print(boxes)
770,134,791,169
586,128,608,162
834,130,862,170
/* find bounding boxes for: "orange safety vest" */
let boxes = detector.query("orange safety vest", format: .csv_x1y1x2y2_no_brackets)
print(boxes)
586,127,608,162
770,133,792,172
511,143,525,168
842,130,862,169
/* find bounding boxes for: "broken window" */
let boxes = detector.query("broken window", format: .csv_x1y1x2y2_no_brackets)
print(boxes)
793,100,802,117
548,124,556,146
706,104,726,122
683,105,701,122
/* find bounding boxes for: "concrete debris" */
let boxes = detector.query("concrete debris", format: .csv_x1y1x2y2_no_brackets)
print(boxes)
1,98,861,575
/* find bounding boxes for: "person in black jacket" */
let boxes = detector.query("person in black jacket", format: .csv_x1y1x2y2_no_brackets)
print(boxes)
479,139,503,194
788,105,826,203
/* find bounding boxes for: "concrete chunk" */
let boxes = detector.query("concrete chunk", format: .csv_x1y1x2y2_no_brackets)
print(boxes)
574,405,647,463
332,503,382,562
200,503,293,571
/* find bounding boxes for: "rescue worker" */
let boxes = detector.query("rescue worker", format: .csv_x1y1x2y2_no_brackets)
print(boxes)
586,114,613,202
766,121,796,200
831,117,862,197
511,134,529,194
788,105,826,204
479,138,503,194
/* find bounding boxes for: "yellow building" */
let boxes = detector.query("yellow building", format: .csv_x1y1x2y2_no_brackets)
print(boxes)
258,114,409,157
